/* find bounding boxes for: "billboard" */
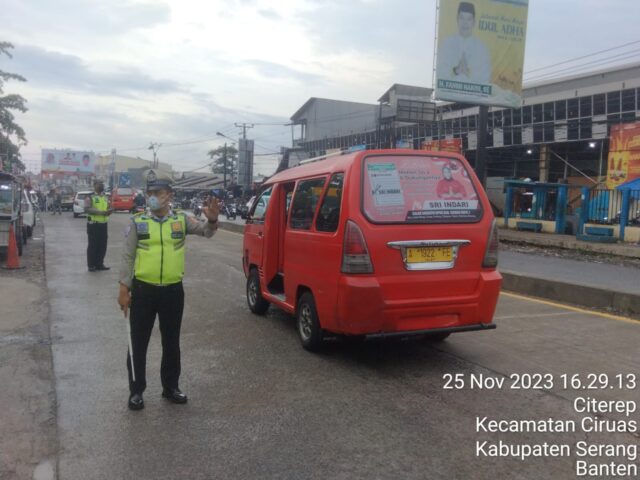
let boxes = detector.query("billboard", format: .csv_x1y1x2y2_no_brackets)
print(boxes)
422,139,463,154
434,0,529,108
607,122,640,189
41,149,96,174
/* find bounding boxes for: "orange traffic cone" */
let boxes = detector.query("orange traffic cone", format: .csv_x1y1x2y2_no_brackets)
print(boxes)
3,223,23,270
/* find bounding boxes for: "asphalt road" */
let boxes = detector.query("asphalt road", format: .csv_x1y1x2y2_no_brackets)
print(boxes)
44,212,639,480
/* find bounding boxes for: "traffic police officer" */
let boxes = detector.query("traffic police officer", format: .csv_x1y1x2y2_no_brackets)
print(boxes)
85,179,113,271
117,169,219,410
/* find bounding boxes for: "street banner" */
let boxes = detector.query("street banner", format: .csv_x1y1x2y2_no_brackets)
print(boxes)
41,149,96,174
607,122,640,189
434,0,529,108
422,139,463,154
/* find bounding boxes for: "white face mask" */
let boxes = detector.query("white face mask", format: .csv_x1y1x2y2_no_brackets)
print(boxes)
147,195,168,211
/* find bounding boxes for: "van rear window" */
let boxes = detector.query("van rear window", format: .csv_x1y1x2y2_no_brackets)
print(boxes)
362,155,482,224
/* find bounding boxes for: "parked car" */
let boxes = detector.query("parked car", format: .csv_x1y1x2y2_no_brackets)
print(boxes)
0,172,25,256
242,149,501,351
73,191,93,218
21,189,36,237
111,187,135,211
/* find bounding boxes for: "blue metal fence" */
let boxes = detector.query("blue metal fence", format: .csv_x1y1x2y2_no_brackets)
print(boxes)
578,187,640,240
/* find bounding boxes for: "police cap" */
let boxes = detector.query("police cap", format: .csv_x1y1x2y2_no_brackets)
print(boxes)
145,169,173,191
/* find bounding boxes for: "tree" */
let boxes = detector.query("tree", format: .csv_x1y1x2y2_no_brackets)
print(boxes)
0,42,27,173
207,145,238,180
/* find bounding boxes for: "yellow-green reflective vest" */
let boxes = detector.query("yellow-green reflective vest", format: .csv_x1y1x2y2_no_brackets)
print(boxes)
88,195,109,223
133,212,187,285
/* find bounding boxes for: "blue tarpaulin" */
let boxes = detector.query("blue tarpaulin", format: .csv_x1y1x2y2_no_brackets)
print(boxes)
616,178,640,199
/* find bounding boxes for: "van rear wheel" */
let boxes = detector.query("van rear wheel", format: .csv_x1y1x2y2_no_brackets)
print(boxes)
247,269,269,315
297,292,324,352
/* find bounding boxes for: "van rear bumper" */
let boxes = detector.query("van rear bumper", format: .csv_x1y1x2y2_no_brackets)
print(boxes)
365,323,496,339
334,270,502,335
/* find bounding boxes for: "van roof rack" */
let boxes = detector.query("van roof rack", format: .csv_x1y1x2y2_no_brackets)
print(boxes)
298,150,346,166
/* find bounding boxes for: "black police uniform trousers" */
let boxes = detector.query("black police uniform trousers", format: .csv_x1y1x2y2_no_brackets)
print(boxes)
127,278,184,395
86,222,108,269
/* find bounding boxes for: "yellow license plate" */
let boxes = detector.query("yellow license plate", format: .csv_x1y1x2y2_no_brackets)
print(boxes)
406,246,453,263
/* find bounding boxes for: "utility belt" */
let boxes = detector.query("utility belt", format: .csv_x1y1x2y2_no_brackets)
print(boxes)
132,277,183,289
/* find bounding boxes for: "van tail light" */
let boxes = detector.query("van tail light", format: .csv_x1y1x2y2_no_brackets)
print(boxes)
482,219,499,268
341,220,373,274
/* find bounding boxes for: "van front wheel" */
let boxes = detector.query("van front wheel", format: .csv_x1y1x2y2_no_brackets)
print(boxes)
247,269,269,315
297,292,324,352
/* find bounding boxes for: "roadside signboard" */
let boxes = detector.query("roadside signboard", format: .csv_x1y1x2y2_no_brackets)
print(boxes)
607,122,640,189
41,149,96,174
422,139,463,154
434,0,529,108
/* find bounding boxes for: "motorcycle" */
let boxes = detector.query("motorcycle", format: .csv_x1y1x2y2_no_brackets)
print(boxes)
193,202,203,217
223,203,237,220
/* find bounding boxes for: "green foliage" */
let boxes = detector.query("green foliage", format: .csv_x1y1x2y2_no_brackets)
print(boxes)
207,145,238,177
0,42,28,172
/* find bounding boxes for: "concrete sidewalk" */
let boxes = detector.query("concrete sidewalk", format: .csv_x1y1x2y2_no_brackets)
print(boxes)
218,220,640,318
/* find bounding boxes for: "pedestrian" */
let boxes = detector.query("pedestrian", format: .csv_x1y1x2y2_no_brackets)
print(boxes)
51,188,62,215
117,169,220,410
84,180,113,272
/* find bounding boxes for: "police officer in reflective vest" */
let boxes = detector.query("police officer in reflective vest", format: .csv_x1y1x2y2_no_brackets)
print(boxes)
117,169,219,410
85,179,113,272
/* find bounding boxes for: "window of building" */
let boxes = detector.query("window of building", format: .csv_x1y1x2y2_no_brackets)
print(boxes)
544,102,554,122
532,104,543,123
555,100,566,120
579,96,592,117
593,94,606,115
544,122,555,142
290,177,327,230
315,173,344,233
503,129,512,146
503,110,511,126
512,126,522,145
461,116,468,130
621,111,636,123
607,91,620,114
568,98,579,118
607,114,621,136
522,105,532,124
579,118,592,139
533,123,543,143
493,110,502,128
453,117,460,135
468,115,476,129
637,88,640,111
622,89,636,112
445,119,452,135
567,119,579,140
512,108,521,125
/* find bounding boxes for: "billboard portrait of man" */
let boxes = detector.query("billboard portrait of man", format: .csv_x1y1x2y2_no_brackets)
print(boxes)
435,165,466,199
437,2,492,85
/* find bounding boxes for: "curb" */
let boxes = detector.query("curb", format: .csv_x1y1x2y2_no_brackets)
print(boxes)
500,271,640,318
218,221,245,234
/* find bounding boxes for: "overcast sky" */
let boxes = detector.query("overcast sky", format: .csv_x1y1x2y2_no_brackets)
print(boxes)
4,0,640,174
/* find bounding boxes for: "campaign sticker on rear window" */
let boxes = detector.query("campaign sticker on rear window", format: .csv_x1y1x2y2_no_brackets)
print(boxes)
363,155,482,223
366,163,404,207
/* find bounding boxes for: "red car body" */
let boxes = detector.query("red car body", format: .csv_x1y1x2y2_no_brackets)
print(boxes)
110,187,135,211
243,149,502,344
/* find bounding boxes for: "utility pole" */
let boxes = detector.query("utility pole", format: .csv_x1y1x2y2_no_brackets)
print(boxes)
148,142,161,169
235,123,254,140
223,142,227,191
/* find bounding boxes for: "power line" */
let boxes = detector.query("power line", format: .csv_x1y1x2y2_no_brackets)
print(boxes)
524,39,640,74
525,50,640,82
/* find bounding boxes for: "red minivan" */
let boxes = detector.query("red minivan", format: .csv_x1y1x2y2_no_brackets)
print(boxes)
243,149,501,351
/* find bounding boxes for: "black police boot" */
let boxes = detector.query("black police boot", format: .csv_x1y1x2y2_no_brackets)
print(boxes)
97,265,110,271
162,388,188,404
88,266,96,272
128,393,144,410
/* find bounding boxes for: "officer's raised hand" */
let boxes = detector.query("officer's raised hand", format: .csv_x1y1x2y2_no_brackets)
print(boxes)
202,197,220,222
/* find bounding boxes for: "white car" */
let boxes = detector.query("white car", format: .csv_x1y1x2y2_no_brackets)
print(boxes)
22,189,36,237
73,191,93,218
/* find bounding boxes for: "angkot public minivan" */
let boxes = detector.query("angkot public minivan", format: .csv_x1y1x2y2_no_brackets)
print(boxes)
242,149,502,351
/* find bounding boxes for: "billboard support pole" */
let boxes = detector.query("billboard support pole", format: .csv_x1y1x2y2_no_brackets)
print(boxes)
476,105,488,188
